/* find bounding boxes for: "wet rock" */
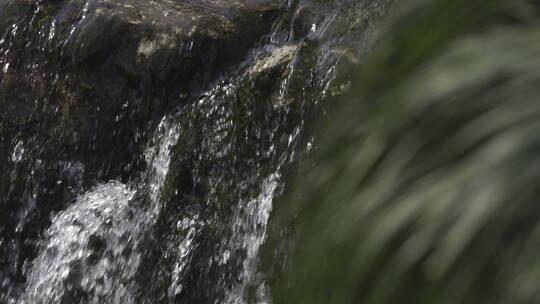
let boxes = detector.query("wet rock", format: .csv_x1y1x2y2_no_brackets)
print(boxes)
249,44,298,74
0,0,282,177
0,0,281,301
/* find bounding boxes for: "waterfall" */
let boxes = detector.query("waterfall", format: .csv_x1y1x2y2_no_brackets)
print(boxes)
0,0,393,303
223,173,280,304
23,117,180,304
23,182,138,304
22,91,285,303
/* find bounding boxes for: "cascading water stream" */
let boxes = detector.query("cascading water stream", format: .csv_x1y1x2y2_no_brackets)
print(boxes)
0,0,393,303
23,118,180,304
23,182,138,304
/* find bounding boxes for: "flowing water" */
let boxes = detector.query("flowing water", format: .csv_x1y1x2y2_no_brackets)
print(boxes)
23,118,179,304
0,0,393,303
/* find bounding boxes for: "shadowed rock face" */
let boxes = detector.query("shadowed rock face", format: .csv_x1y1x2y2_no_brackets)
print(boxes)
0,0,280,174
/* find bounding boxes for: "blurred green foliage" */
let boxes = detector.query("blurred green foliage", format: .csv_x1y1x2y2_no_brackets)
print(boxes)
268,0,540,303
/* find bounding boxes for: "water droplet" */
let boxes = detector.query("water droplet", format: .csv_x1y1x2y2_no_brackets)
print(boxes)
11,141,24,163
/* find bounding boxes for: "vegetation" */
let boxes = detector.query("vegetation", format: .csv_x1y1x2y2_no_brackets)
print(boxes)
269,1,540,303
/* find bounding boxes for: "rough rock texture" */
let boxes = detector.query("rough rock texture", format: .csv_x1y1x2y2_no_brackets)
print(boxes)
0,0,280,178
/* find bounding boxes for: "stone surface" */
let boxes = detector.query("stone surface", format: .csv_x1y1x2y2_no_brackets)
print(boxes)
0,0,282,178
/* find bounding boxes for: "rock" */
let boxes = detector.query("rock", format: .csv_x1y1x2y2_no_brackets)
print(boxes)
0,0,283,178
249,44,298,74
